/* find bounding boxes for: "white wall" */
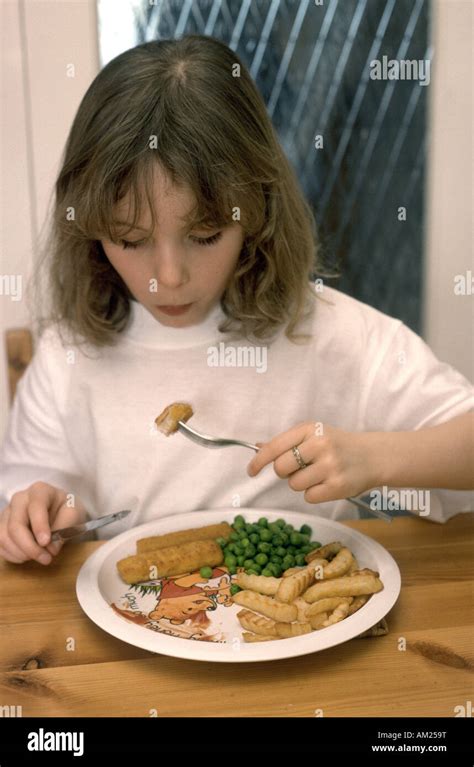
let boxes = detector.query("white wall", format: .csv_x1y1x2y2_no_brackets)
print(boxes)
0,0,34,413
0,0,99,441
0,0,472,445
424,0,473,382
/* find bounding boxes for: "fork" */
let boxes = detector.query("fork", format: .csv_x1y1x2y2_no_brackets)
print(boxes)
177,420,392,522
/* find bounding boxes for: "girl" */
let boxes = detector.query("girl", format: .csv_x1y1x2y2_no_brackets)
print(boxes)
0,36,472,567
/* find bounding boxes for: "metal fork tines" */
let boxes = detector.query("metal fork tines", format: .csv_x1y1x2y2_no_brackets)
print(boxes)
177,420,392,523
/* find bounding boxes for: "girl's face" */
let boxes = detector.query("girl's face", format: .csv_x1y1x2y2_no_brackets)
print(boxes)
101,165,244,327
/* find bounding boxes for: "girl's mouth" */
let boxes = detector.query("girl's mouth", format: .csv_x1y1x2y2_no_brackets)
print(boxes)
156,303,194,316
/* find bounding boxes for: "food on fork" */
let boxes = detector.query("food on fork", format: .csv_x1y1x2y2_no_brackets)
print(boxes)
155,402,194,436
136,522,232,553
117,539,223,584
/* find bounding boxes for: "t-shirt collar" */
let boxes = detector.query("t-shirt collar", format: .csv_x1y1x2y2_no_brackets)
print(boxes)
122,299,227,349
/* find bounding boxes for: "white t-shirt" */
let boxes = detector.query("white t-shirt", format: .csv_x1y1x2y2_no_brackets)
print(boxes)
0,285,472,533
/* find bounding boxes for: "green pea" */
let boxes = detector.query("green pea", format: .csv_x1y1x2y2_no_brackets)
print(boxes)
250,523,260,533
271,534,283,546
300,524,312,536
225,554,237,567
227,564,237,575
279,532,289,545
290,532,302,546
237,555,245,566
268,522,280,534
295,554,306,566
238,529,248,540
234,514,245,526
255,553,268,566
286,546,296,555
270,555,283,565
243,559,255,569
233,544,243,556
246,544,256,557
300,544,312,554
246,569,259,576
230,531,240,542
259,529,272,542
199,566,213,579
216,537,227,548
309,541,322,550
230,584,241,596
249,533,259,544
276,546,287,558
258,541,271,554
261,568,273,577
276,518,286,527
258,517,269,527
284,524,294,533
240,537,250,548
299,534,310,546
270,564,282,578
283,555,295,568
245,524,253,534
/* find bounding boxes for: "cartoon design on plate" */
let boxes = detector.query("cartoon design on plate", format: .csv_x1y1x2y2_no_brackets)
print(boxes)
111,567,234,642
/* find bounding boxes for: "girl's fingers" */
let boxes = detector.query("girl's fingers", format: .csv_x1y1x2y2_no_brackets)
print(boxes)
46,540,64,557
28,483,67,546
247,423,311,475
0,547,25,564
45,499,87,556
8,493,52,564
287,461,327,491
50,499,87,530
273,439,316,478
304,482,339,505
0,537,29,563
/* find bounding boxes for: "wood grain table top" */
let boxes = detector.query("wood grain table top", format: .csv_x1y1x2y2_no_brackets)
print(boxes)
1,513,473,717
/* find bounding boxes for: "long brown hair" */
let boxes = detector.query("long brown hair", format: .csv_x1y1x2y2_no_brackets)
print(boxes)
31,35,337,348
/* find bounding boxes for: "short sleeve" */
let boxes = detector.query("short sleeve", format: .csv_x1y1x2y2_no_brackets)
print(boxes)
0,328,93,514
360,322,473,522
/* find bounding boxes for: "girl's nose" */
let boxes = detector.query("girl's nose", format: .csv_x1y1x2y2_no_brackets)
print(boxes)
152,246,188,289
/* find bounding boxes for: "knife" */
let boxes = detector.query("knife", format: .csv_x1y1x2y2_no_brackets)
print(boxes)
50,510,131,542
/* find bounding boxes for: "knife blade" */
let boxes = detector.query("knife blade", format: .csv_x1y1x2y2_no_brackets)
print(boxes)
50,510,131,542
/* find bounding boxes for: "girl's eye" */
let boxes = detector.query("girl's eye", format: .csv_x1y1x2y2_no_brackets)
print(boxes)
189,231,222,246
119,231,223,249
119,239,145,250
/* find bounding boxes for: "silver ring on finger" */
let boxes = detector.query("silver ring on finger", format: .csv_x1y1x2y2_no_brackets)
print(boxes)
291,444,309,470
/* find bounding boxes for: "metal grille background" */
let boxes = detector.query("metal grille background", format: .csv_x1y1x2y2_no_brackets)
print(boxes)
98,0,431,333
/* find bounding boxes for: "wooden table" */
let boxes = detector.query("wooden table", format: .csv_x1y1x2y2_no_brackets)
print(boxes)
1,514,473,717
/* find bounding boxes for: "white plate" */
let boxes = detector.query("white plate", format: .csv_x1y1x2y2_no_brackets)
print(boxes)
76,508,401,663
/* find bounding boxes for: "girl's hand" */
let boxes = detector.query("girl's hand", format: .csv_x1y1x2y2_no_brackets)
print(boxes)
247,422,376,504
0,481,87,565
